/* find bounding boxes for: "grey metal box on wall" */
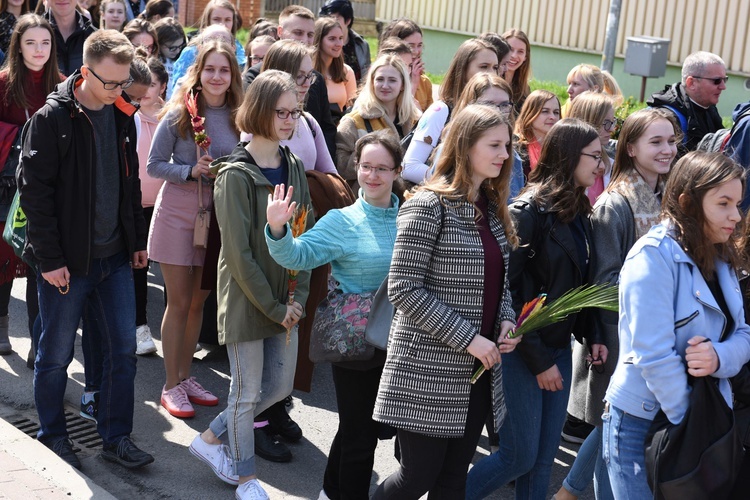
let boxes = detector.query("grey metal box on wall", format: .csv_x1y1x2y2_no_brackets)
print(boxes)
624,36,671,78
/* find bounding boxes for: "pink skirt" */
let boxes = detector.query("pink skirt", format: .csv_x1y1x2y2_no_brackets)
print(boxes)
147,180,213,267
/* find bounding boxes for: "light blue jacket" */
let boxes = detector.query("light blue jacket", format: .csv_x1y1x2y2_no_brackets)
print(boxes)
606,223,750,424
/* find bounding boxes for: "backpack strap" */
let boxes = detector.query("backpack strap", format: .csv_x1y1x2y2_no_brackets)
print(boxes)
363,118,373,133
303,112,316,139
662,105,688,144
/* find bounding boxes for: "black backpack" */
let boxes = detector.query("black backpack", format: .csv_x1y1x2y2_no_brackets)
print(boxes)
697,108,750,153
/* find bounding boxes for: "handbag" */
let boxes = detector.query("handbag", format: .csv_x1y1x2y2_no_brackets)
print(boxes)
644,375,743,499
193,174,211,248
309,289,375,363
364,277,395,350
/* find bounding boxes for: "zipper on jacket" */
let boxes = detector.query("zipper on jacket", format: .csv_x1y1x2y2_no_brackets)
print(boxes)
78,104,95,275
694,296,728,342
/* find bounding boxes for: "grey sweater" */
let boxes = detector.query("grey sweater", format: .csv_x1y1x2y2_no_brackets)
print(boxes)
147,106,239,183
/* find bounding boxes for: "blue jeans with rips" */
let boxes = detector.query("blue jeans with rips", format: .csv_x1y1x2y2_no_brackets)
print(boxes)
602,404,654,500
209,328,298,477
34,251,137,447
466,346,572,500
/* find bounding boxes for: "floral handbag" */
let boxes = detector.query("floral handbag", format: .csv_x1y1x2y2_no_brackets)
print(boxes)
309,289,375,363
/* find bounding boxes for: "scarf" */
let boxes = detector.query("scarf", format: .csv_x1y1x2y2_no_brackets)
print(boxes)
609,171,663,240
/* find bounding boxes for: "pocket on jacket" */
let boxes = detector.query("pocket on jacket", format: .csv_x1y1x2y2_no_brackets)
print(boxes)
674,310,699,330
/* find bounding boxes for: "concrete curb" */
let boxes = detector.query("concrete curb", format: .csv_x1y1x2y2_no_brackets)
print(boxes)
0,417,117,500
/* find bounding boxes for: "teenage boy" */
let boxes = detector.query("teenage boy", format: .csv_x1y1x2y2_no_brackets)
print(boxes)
18,30,152,470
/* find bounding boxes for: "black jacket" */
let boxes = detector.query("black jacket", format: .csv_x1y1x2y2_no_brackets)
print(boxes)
243,63,337,159
508,193,601,375
18,72,147,274
44,10,96,76
647,82,723,155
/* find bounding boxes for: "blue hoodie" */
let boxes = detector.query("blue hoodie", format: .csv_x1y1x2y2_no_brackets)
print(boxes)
727,100,750,209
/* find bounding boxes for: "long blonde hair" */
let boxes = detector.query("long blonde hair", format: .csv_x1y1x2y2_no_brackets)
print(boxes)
419,104,518,248
357,54,420,126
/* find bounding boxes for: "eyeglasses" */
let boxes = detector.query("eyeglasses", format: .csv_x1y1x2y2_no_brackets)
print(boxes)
165,42,186,53
86,67,134,90
581,153,603,165
139,43,155,54
250,55,264,65
602,119,616,131
479,100,514,113
692,75,729,85
357,163,396,174
275,108,302,120
296,71,317,86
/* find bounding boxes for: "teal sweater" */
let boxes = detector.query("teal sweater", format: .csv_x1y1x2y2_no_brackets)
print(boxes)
265,193,399,294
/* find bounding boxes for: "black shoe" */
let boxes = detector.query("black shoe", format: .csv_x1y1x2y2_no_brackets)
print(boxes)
49,438,82,470
561,413,594,444
101,437,154,469
254,426,292,462
265,400,303,442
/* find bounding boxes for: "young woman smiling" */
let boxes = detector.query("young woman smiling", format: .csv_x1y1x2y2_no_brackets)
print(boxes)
514,89,561,177
147,40,242,418
314,16,356,119
502,28,532,113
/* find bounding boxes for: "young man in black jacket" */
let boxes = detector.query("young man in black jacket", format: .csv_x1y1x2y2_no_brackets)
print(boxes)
18,30,152,471
44,0,96,76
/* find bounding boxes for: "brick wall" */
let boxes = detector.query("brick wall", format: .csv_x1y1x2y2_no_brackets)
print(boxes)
177,0,263,31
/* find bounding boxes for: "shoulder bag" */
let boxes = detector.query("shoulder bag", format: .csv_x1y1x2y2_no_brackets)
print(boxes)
309,288,375,363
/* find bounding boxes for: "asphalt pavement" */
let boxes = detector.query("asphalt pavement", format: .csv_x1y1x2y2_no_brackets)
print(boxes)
0,264,593,500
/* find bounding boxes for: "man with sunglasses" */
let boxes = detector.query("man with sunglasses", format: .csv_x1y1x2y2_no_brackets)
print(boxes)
18,30,152,471
648,51,726,153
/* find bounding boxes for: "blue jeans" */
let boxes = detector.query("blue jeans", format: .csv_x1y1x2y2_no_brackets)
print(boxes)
82,303,103,392
466,346,572,500
602,404,653,500
562,426,613,500
34,252,137,447
209,328,298,477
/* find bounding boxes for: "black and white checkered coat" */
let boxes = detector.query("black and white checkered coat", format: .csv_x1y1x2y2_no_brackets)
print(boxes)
373,189,516,437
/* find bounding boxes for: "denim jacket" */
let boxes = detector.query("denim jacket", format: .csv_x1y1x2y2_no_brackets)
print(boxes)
605,223,750,424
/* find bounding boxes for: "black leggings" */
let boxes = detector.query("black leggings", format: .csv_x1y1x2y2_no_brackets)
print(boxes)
372,369,491,500
133,207,153,326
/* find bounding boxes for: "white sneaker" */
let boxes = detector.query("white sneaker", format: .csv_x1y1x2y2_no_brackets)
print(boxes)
235,479,270,500
188,434,240,485
318,490,331,500
135,325,157,355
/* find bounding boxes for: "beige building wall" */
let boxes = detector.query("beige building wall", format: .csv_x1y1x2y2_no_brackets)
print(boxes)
377,0,750,74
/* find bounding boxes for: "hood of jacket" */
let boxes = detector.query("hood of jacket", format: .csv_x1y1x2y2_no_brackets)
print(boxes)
647,82,688,111
733,100,750,121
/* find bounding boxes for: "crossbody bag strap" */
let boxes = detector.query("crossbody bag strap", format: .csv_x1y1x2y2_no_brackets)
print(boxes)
196,145,204,210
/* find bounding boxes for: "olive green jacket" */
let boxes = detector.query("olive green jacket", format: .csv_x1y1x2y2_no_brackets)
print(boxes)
211,144,314,344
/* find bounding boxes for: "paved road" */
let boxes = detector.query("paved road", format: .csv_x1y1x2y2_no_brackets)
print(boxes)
0,265,593,500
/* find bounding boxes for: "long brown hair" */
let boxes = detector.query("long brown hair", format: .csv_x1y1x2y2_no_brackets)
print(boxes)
662,151,745,277
439,38,497,108
514,89,559,145
420,103,518,248
2,14,61,110
313,16,347,84
502,29,531,104
525,118,598,223
609,107,680,188
198,0,238,35
160,40,242,139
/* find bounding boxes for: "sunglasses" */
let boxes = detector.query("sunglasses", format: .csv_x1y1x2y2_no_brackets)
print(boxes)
692,76,729,86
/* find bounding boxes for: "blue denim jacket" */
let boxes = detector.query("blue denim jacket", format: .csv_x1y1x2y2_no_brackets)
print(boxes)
605,224,750,424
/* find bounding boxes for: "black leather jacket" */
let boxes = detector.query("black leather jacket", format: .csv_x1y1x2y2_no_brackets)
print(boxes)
508,193,602,375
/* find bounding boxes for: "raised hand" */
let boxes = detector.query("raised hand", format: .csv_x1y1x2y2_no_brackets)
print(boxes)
266,184,296,239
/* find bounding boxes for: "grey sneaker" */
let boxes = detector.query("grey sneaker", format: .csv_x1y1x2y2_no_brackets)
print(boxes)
80,392,99,422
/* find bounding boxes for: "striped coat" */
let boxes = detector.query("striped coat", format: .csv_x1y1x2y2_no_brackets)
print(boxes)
373,189,516,437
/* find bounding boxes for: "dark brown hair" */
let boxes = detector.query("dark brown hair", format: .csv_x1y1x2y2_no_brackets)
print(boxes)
122,18,159,56
525,118,598,223
2,14,61,109
662,151,745,277
502,28,532,104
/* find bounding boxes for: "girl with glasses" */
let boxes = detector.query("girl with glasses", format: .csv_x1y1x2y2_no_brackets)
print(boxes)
146,40,242,419
554,107,680,500
123,18,159,57
189,70,314,500
154,17,186,84
567,91,618,204
467,118,605,500
336,54,420,190
265,131,402,500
